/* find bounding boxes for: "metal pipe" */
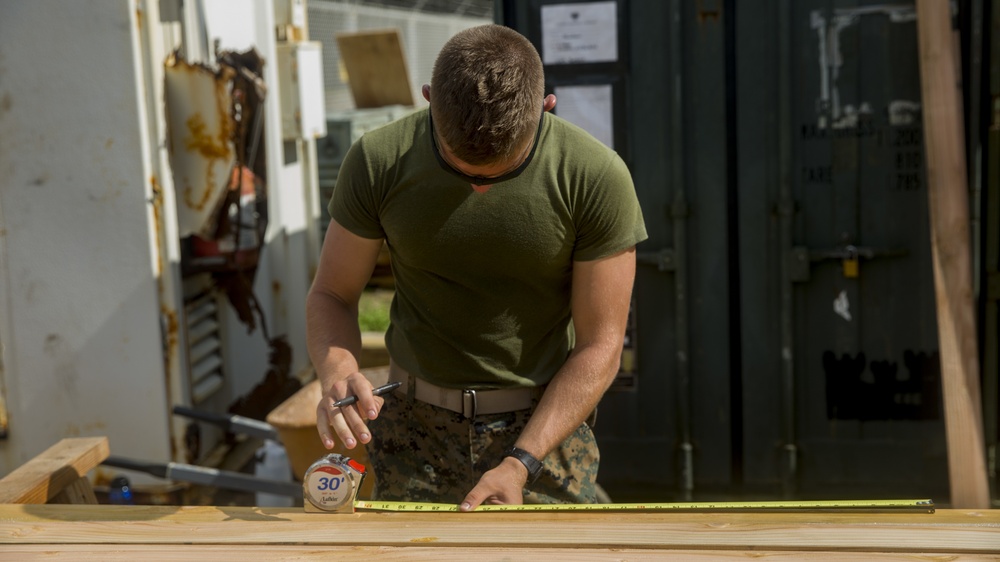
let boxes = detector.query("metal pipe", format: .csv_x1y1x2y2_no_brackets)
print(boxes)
103,456,301,498
180,0,210,63
172,406,281,442
984,0,1000,504
982,100,998,487
670,0,694,502
777,0,798,498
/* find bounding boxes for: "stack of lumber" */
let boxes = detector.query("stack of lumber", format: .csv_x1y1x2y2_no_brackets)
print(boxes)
1,504,997,559
1,438,996,559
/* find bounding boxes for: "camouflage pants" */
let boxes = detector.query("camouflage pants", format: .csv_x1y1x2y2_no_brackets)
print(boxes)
366,390,600,504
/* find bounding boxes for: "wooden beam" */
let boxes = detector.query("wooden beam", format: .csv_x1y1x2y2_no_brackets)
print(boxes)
0,437,109,504
0,505,997,554
49,477,99,505
915,0,991,508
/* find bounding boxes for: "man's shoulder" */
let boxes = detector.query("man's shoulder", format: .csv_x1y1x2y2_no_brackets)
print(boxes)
360,108,426,144
543,114,625,179
544,114,617,159
347,109,427,167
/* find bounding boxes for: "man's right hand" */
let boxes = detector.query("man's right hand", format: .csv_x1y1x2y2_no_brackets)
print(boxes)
459,456,529,511
315,371,384,450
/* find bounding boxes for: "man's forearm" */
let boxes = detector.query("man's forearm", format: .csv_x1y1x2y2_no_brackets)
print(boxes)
512,249,636,464
512,339,621,460
305,290,364,392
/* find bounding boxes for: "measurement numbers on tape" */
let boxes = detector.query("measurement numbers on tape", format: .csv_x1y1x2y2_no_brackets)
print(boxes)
354,499,935,513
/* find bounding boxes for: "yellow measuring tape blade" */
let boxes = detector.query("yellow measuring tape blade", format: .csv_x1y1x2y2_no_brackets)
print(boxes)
354,498,935,513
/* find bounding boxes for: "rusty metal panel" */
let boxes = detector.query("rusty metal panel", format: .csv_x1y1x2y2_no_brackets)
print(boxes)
164,54,237,238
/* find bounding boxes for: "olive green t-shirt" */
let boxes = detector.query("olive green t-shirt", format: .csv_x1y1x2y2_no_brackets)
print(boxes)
330,109,647,388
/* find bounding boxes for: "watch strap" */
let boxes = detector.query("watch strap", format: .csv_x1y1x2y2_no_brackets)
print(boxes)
503,446,543,484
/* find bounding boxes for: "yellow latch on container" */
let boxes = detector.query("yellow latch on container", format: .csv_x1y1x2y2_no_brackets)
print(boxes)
842,258,859,278
842,246,860,278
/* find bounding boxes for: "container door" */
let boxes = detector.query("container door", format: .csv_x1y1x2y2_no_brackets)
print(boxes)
501,0,953,502
502,0,735,501
737,0,948,499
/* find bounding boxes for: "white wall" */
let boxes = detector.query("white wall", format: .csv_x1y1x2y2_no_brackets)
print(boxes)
0,0,320,482
0,0,173,474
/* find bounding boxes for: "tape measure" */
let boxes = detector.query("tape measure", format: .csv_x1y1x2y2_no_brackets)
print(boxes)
302,454,933,514
302,454,368,513
354,498,935,513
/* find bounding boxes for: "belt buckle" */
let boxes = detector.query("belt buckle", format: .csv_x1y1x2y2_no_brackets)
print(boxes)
462,389,477,418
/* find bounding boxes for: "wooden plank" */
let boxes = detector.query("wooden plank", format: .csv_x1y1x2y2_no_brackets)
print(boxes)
0,437,110,504
49,477,98,505
0,505,997,553
336,29,415,109
915,0,991,509
2,545,998,562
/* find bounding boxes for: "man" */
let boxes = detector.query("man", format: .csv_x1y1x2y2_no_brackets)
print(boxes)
306,24,646,511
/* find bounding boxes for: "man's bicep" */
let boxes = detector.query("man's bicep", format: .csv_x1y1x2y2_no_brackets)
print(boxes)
310,219,384,307
570,247,637,347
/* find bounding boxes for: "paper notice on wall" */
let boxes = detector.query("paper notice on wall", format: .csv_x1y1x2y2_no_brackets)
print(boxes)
554,84,614,149
541,1,618,64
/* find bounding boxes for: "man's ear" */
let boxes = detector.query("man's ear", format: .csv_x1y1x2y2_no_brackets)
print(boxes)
543,93,556,113
422,84,431,103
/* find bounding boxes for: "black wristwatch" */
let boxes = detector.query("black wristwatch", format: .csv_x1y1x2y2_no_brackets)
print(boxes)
503,446,543,484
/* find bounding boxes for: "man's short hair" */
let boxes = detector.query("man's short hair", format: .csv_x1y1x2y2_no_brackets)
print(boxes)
430,24,545,166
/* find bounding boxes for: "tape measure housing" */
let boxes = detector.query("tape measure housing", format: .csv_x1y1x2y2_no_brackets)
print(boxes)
303,454,367,513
